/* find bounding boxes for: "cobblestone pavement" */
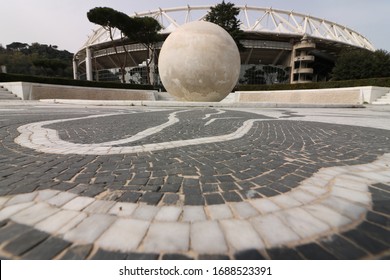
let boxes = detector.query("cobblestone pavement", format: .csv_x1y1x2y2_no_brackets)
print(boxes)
0,103,389,260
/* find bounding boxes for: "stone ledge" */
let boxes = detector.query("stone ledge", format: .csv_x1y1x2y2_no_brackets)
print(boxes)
0,82,157,101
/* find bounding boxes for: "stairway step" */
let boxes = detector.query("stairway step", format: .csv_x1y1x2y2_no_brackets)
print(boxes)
373,92,390,104
0,86,21,100
372,101,390,105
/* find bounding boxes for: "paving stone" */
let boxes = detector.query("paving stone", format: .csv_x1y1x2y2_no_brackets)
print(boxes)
63,214,116,244
22,236,71,260
60,244,93,260
4,229,49,256
138,192,163,205
108,202,138,217
207,204,233,220
331,186,370,205
184,194,205,206
271,194,302,208
143,222,190,253
12,203,60,226
251,214,300,247
296,243,337,260
96,218,149,252
183,185,201,195
321,196,367,220
35,210,81,233
342,229,388,255
154,206,182,222
303,204,352,228
220,220,265,251
0,223,32,243
249,198,281,214
126,252,159,260
0,197,10,208
162,254,193,260
365,211,389,228
91,249,128,260
288,189,316,204
255,187,280,197
231,201,259,219
35,190,60,201
204,193,225,205
118,192,142,203
234,249,266,260
275,208,330,239
0,220,8,228
357,221,390,245
266,247,304,260
319,235,367,259
201,183,218,193
162,193,180,205
56,212,87,235
62,196,95,211
221,191,242,202
84,200,116,214
131,204,159,221
198,254,230,260
191,221,228,254
160,184,181,193
372,183,390,193
4,192,38,206
46,192,77,207
182,206,206,222
0,202,35,221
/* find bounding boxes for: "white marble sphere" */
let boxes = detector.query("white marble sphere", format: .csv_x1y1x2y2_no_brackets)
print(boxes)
158,21,241,102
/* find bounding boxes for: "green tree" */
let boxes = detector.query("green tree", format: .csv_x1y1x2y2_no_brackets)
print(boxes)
205,1,244,50
0,42,73,77
88,7,161,84
87,7,132,82
332,49,390,80
6,42,29,51
121,17,162,85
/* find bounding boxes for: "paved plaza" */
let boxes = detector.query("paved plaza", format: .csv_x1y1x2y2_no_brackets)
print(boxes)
0,101,389,260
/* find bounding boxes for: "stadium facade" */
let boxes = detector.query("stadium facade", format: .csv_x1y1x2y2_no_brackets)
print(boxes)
73,5,375,85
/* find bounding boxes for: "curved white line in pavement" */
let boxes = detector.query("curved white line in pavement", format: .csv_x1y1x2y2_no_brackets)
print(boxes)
1,153,389,255
202,109,226,120
15,111,267,155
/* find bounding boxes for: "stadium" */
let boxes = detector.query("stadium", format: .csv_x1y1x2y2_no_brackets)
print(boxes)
72,5,375,85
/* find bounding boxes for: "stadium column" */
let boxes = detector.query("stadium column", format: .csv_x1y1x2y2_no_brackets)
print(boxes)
86,47,93,81
72,58,78,80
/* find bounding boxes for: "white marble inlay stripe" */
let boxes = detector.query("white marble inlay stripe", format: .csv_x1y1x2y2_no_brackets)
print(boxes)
15,110,269,155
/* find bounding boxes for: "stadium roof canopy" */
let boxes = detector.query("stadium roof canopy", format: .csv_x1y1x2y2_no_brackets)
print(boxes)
79,5,375,52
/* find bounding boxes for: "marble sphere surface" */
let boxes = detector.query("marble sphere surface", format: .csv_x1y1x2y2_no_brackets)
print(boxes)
158,21,241,102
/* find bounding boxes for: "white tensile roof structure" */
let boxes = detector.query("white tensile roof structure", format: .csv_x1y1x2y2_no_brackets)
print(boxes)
79,5,375,52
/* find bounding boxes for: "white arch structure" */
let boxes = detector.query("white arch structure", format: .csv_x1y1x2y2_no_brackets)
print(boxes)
74,5,375,81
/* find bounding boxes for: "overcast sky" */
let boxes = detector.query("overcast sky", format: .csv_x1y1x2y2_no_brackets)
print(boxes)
0,0,389,53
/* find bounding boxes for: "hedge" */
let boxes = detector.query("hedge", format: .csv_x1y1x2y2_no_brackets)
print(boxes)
2,73,390,92
0,73,154,90
236,77,390,91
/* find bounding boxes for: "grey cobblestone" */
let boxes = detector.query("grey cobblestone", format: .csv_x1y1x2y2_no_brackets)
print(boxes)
0,105,389,259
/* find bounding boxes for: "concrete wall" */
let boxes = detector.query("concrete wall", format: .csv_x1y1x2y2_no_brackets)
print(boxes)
234,86,390,105
0,82,157,101
237,88,362,104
